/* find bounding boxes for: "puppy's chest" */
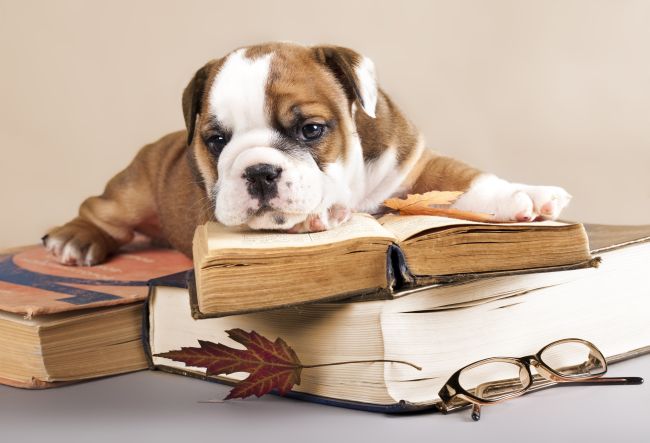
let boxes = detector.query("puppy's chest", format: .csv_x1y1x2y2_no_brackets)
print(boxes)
350,149,408,212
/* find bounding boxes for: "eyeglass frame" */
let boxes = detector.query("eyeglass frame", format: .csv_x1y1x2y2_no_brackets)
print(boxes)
437,338,643,421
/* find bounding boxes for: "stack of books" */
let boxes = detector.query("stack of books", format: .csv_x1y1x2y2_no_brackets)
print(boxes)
2,215,649,413
0,242,191,388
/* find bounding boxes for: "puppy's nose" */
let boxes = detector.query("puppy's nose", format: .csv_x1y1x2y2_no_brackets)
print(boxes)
244,163,283,201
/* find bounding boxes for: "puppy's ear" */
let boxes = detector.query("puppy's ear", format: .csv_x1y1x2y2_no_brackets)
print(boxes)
312,45,378,118
182,63,211,145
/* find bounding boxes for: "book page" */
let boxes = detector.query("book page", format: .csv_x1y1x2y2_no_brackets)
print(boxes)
379,214,567,242
206,213,396,251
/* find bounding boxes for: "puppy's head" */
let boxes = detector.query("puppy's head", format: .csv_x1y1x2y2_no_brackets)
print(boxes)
183,43,377,230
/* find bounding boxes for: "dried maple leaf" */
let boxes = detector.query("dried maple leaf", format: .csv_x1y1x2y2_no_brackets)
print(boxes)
155,329,422,400
384,191,496,223
155,328,301,399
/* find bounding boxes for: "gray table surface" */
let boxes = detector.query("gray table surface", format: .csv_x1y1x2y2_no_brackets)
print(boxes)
1,354,649,443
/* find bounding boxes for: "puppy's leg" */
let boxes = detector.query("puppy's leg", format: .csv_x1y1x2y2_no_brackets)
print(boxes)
410,150,571,222
44,151,157,266
451,174,572,222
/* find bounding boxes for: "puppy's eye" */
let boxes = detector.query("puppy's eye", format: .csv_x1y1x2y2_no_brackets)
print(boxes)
205,134,228,155
300,123,325,141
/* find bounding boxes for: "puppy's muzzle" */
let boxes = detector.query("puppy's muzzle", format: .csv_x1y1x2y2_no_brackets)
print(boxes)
244,163,283,203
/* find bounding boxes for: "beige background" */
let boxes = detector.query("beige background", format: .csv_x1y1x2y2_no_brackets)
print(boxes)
1,0,649,249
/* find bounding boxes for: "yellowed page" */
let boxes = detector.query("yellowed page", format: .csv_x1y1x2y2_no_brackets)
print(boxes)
206,213,396,252
378,214,567,243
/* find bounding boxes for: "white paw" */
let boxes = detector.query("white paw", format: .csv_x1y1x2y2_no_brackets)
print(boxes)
287,204,352,233
452,174,571,222
42,221,115,266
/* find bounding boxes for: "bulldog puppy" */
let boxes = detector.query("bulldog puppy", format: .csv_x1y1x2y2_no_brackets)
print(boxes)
44,42,571,266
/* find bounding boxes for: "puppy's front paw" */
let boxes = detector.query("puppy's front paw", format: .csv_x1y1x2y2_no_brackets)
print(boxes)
43,219,118,266
520,184,572,221
287,204,351,233
452,175,571,222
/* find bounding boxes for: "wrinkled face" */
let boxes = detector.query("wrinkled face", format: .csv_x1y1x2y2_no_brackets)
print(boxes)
185,43,377,230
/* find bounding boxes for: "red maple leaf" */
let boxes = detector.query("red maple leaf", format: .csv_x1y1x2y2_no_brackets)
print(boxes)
155,329,421,401
155,328,302,399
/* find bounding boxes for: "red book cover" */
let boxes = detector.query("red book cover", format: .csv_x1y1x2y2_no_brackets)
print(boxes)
0,243,192,318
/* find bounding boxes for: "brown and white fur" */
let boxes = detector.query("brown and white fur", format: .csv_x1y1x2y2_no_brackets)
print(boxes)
44,42,571,266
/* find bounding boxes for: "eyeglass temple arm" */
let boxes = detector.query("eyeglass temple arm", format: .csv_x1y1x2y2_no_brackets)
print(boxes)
471,404,481,422
466,376,642,422
558,376,643,386
469,380,498,422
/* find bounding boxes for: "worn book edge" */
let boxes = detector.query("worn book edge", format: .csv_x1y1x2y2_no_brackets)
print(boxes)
0,375,75,390
187,255,600,319
188,242,397,319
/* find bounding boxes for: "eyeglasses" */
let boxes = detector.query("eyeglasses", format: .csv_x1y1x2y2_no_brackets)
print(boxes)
438,338,643,421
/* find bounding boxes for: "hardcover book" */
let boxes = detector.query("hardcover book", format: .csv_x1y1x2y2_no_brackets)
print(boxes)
0,243,191,388
192,214,597,318
149,224,650,412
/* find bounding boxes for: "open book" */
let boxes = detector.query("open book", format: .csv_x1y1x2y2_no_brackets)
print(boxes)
192,213,595,318
149,226,650,411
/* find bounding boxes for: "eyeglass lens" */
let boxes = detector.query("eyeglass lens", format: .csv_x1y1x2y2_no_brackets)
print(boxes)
539,340,606,377
458,360,530,401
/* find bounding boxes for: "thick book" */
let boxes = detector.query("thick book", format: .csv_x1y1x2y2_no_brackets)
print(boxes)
192,214,597,318
148,224,650,412
0,243,191,388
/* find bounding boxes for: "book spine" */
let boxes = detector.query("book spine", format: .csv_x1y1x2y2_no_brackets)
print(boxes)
142,284,156,370
388,244,415,290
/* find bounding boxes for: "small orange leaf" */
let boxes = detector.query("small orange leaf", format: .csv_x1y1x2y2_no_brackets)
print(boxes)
397,206,496,223
384,191,496,223
384,191,463,212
